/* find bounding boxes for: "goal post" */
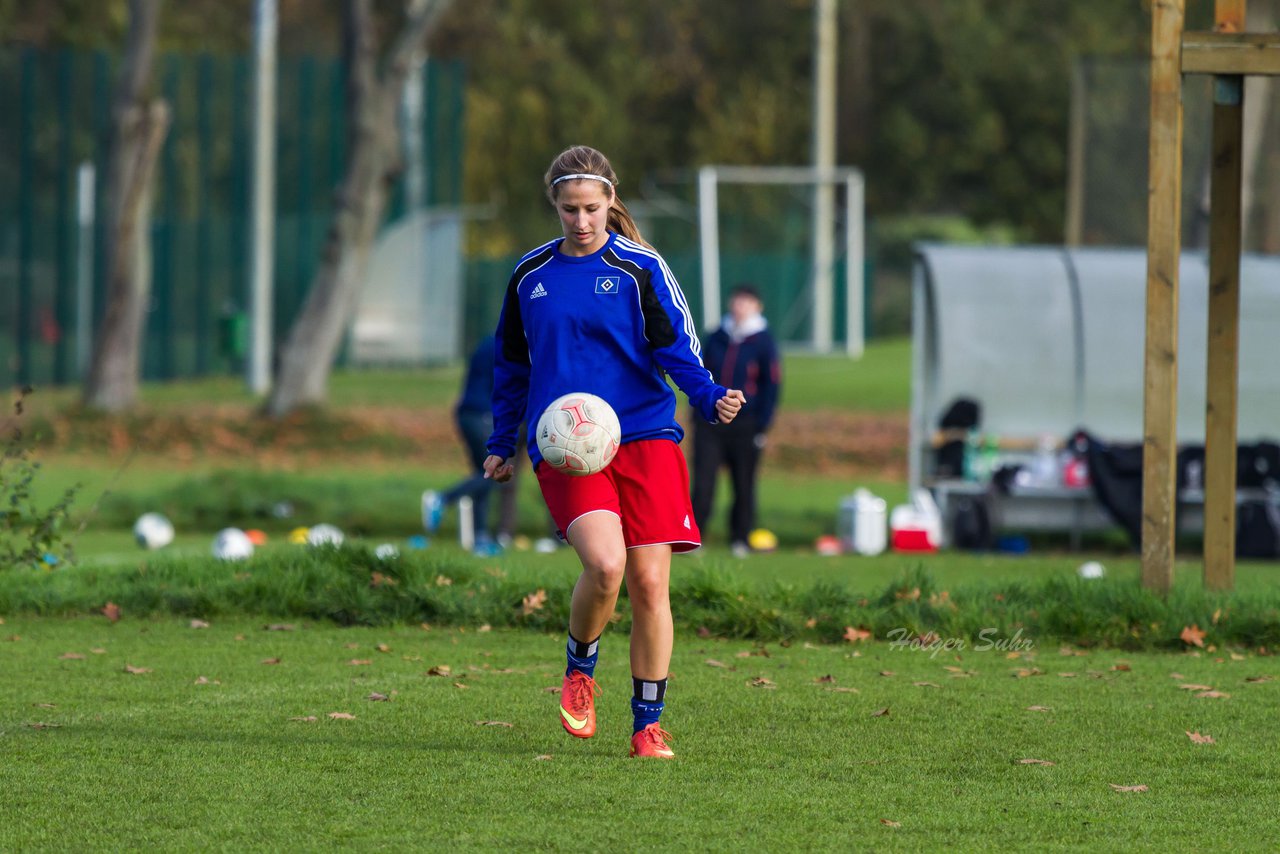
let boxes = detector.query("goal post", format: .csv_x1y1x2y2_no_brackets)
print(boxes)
696,165,866,357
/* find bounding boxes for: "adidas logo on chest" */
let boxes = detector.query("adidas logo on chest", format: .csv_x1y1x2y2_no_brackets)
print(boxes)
529,282,548,299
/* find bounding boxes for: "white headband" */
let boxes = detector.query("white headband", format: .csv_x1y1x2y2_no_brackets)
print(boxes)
551,173,614,188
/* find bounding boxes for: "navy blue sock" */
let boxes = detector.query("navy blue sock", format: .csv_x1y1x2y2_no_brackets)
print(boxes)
565,632,599,678
631,677,667,733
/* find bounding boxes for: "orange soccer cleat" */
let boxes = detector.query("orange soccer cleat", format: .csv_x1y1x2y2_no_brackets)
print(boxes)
559,671,600,738
629,723,675,759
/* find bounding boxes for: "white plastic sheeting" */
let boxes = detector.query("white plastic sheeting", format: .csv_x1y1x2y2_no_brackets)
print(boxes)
351,209,463,364
910,244,1280,490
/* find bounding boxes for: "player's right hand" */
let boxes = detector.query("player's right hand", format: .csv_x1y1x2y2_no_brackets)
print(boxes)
483,454,515,483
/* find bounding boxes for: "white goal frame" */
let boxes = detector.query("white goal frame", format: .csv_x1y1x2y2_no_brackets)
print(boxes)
697,165,866,357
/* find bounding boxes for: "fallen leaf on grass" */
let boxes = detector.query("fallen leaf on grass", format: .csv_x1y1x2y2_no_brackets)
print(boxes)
1059,646,1088,657
426,665,452,677
1180,625,1206,648
348,659,372,666
453,682,469,690
748,677,777,689
871,707,890,718
843,626,872,643
478,624,492,633
261,657,281,665
827,686,860,693
194,676,218,685
370,572,397,588
815,674,836,684
1244,675,1274,683
879,670,896,678
32,703,56,709
1186,731,1216,744
475,720,513,727
289,716,317,722
376,644,391,653
1110,663,1132,672
521,589,548,615
123,664,151,675
1177,683,1215,691
1169,672,1185,680
189,619,210,629
879,819,901,828
705,659,728,668
328,712,356,720
367,693,390,702
90,648,106,654
543,686,561,694
1196,690,1231,699
1058,673,1077,678
913,681,941,688
1026,705,1053,712
59,652,85,660
1109,784,1148,793
533,754,553,761
1013,667,1044,678
28,722,62,730
102,602,120,622
1017,758,1055,766
4,635,20,642
265,624,296,632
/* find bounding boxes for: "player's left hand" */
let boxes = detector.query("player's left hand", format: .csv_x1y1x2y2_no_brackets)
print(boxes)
716,389,745,424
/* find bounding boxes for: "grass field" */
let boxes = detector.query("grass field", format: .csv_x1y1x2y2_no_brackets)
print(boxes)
4,618,1278,850
7,336,1280,850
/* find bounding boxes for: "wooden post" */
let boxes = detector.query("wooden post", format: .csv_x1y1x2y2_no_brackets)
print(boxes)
1142,0,1185,595
1203,0,1246,590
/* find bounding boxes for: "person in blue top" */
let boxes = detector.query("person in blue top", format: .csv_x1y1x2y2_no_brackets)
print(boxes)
691,284,782,557
483,145,744,759
421,334,504,555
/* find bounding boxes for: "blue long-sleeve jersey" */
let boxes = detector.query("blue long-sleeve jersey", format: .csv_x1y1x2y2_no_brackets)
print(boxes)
487,232,727,467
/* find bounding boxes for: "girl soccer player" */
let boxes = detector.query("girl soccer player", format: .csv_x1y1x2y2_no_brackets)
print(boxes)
483,145,744,759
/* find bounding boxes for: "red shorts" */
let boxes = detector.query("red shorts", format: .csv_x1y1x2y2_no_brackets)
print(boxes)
535,439,701,552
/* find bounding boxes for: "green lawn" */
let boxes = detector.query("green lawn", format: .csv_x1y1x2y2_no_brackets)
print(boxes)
16,337,911,415
3,618,1277,850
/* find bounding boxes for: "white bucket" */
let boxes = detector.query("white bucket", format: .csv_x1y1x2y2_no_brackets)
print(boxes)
838,489,888,556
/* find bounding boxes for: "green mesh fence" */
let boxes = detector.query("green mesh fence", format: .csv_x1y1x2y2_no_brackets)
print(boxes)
0,47,465,389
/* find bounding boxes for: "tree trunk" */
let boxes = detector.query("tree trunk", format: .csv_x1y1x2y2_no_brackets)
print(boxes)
82,0,165,412
264,0,449,417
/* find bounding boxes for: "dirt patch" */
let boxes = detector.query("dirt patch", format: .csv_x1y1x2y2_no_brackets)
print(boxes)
23,403,909,478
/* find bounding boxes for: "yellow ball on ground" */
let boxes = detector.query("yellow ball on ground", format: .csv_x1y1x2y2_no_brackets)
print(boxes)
748,528,778,553
288,527,310,544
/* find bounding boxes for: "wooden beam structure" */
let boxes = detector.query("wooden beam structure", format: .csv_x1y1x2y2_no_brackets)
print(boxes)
1203,1,1246,589
1144,0,1277,593
1141,0,1185,596
1182,32,1280,75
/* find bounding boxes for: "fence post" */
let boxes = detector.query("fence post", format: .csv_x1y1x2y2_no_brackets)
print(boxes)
56,51,74,384
17,48,36,386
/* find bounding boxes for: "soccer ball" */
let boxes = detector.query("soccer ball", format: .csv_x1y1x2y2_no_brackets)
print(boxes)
536,392,622,477
133,512,175,550
212,528,254,561
1077,560,1105,580
307,524,344,547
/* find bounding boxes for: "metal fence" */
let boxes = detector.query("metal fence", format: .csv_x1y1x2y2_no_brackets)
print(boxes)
0,46,465,389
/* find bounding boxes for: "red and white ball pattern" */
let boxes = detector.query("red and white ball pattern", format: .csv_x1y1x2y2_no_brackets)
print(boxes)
536,392,622,477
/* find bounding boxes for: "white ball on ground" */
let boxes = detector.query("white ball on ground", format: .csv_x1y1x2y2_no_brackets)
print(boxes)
212,528,254,561
134,512,175,549
307,524,344,547
1077,560,1105,580
374,543,399,560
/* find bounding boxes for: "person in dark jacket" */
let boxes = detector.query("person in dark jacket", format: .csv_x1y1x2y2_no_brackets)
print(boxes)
691,284,782,557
